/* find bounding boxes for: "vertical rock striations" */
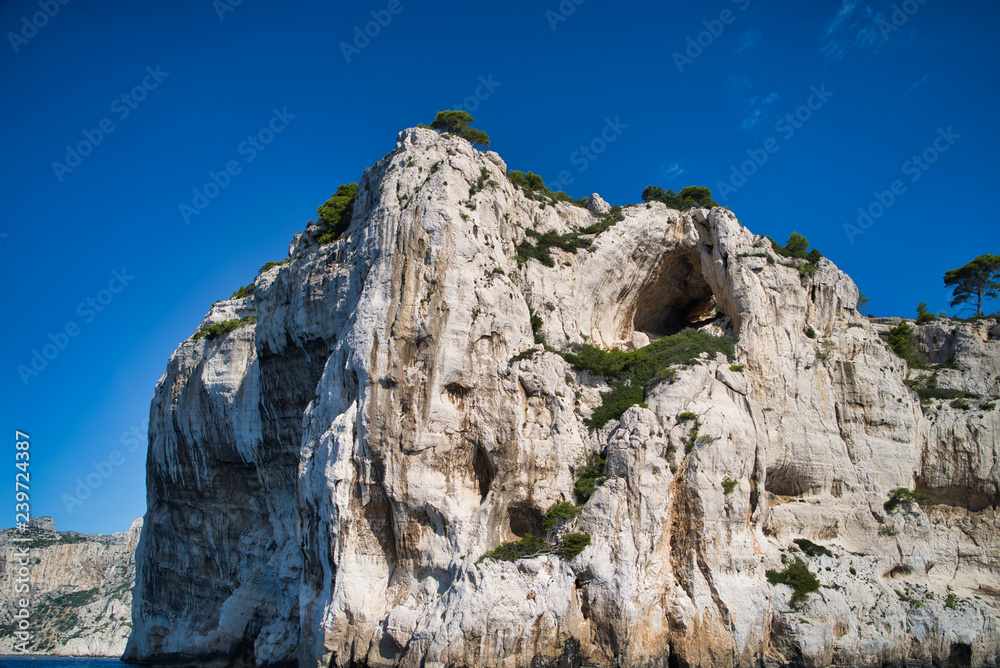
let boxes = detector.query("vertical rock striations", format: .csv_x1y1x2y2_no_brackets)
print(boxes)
126,128,999,668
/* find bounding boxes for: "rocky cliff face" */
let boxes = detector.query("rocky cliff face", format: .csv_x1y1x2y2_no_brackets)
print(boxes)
125,128,999,668
0,516,141,656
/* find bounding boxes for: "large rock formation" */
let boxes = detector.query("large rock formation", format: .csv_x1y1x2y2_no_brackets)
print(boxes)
0,517,142,656
125,128,999,668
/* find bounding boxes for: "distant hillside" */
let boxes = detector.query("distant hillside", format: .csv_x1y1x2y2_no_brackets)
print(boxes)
0,516,141,656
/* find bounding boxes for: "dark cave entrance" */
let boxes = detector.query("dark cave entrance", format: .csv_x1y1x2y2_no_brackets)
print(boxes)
632,250,718,340
507,504,543,539
472,446,495,504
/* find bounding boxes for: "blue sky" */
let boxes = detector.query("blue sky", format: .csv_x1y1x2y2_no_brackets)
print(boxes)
2,0,998,534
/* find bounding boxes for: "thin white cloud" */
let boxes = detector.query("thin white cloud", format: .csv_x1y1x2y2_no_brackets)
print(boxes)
726,74,753,95
824,0,861,39
734,29,763,54
740,92,779,131
821,0,889,61
906,67,940,94
660,162,684,183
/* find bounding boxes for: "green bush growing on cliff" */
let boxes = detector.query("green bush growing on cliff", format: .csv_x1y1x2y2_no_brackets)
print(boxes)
916,302,937,325
883,487,933,512
193,315,258,341
561,329,736,429
508,170,587,208
558,532,592,559
316,183,359,244
642,185,718,210
793,538,833,558
52,588,98,608
580,205,626,235
516,206,626,269
887,322,925,368
766,558,821,606
516,228,592,268
769,233,822,275
231,283,254,299
259,259,290,274
429,110,491,147
543,502,582,530
478,530,591,564
477,533,545,563
574,453,608,503
722,476,737,495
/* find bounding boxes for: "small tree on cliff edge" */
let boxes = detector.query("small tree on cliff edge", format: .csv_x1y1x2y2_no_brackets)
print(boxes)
642,185,718,210
429,110,491,147
944,255,1000,317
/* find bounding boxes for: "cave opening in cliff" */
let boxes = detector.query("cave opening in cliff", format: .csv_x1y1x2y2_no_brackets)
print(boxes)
472,446,495,503
632,250,718,341
507,504,543,539
946,643,972,668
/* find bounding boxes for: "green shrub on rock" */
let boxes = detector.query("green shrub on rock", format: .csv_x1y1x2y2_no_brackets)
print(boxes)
231,284,254,299
574,453,608,503
884,487,933,512
641,185,718,210
429,110,491,147
543,502,581,530
477,534,545,563
887,322,924,368
766,558,821,606
316,183,359,244
561,329,735,429
558,532,591,560
193,315,258,341
793,538,832,557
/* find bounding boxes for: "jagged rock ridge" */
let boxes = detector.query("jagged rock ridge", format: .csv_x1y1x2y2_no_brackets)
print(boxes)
125,128,999,668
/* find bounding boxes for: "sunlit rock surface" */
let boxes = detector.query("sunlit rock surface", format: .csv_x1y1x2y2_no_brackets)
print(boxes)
125,128,999,668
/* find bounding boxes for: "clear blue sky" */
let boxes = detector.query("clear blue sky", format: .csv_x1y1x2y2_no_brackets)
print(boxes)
2,0,998,534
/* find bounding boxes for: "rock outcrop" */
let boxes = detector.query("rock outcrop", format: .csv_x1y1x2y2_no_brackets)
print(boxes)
0,517,141,656
125,128,999,668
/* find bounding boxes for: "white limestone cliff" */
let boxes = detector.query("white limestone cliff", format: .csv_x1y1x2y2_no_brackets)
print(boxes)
124,128,999,668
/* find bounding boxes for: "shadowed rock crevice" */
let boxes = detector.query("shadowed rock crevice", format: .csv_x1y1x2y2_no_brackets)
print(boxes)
473,446,495,503
947,642,973,668
764,463,816,498
632,249,716,341
507,503,543,539
915,481,998,512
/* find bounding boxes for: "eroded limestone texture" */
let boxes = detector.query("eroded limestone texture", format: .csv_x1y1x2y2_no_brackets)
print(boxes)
125,128,999,668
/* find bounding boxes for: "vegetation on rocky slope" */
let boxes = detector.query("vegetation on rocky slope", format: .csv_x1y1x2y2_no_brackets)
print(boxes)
641,185,718,210
514,206,627,268
561,329,736,429
883,487,933,512
316,183,359,244
542,501,581,530
573,453,609,503
508,169,588,208
428,110,491,148
766,558,821,606
887,321,924,368
193,315,257,341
